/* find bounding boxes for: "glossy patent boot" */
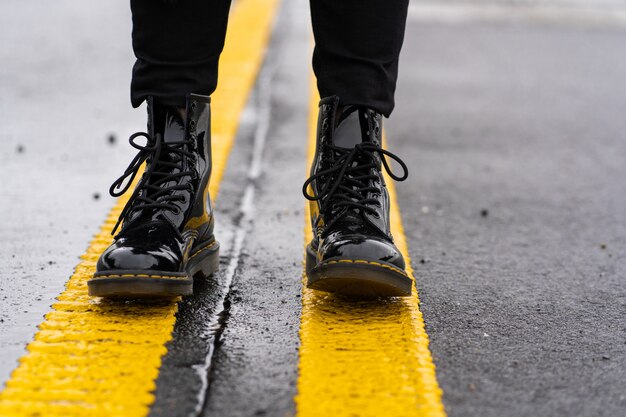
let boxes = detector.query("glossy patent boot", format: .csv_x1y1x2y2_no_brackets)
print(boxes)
89,94,219,298
303,96,411,297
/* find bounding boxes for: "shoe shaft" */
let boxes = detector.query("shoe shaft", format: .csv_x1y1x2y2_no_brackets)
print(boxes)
138,94,214,239
308,96,391,241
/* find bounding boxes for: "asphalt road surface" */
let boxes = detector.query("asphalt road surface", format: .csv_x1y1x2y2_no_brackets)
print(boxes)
0,0,624,416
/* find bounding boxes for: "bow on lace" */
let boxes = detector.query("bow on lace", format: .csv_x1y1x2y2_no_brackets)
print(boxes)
302,142,408,217
109,131,194,235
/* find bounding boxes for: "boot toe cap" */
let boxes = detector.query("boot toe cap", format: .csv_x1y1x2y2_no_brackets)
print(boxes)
97,244,180,273
319,234,405,270
96,223,184,274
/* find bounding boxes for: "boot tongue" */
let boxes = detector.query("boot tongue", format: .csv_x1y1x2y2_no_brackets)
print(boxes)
144,105,187,208
326,105,387,236
161,109,186,143
333,106,370,148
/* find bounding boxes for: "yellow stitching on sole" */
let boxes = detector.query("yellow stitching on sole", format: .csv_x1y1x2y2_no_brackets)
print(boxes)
188,239,218,260
92,274,189,281
322,259,409,276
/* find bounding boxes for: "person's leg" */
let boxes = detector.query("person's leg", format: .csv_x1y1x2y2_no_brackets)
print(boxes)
304,1,412,297
130,0,232,108
89,0,231,298
309,0,409,117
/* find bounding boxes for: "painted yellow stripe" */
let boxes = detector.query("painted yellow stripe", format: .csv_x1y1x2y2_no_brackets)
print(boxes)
0,1,279,416
211,0,280,196
296,80,446,416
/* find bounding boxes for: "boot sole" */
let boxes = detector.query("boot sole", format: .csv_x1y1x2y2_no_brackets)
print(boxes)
305,245,413,298
88,240,220,299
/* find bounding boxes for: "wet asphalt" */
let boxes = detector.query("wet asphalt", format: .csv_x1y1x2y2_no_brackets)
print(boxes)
1,1,625,417
393,15,626,417
0,0,141,386
151,2,309,416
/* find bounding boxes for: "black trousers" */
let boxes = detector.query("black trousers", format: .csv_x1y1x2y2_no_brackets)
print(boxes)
130,0,408,117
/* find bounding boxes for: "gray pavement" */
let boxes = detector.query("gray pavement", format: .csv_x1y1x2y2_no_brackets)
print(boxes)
0,0,138,385
1,1,625,416
202,1,309,414
393,16,626,417
150,2,309,415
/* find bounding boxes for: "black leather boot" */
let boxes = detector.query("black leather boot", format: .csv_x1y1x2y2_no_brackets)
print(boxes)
303,96,411,297
89,94,219,298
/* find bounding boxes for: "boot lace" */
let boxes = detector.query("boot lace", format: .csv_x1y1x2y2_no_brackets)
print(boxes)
109,131,194,235
302,142,408,220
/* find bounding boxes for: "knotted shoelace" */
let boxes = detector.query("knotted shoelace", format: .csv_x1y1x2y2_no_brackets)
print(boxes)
109,131,194,235
302,142,408,219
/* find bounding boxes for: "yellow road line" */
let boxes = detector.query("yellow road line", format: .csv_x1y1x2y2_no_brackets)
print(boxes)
211,0,279,197
0,1,279,416
296,80,446,417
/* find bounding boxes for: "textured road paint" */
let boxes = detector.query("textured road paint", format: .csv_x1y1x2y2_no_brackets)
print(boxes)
0,0,279,415
295,82,446,417
210,0,280,196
